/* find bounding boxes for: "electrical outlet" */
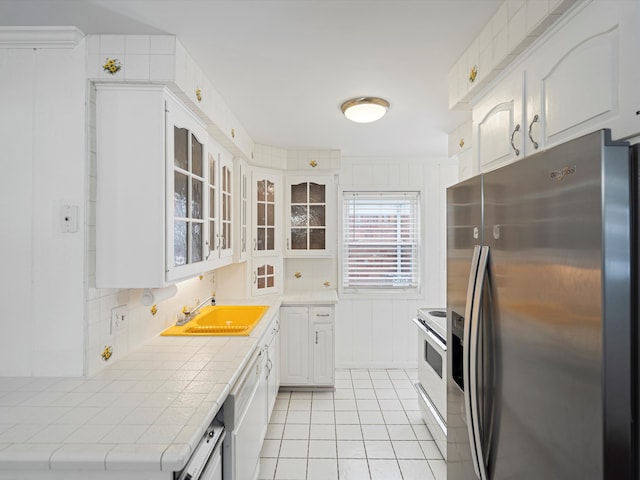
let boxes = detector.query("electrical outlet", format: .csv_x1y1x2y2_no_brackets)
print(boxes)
111,305,127,334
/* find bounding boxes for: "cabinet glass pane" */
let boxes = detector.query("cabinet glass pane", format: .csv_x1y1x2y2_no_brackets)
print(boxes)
191,134,203,177
267,204,275,227
266,227,275,250
309,205,325,227
267,265,274,275
257,204,265,226
209,220,216,253
266,180,275,202
192,223,202,262
267,276,274,288
291,183,307,204
174,220,187,266
209,186,216,221
309,183,325,203
174,127,188,170
258,277,265,289
174,172,188,217
223,193,228,221
209,153,216,186
257,180,265,202
309,229,326,250
291,205,307,227
192,179,203,219
258,265,265,276
291,228,307,250
257,228,266,250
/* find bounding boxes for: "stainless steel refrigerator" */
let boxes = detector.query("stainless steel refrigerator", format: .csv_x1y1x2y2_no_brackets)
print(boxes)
446,129,636,480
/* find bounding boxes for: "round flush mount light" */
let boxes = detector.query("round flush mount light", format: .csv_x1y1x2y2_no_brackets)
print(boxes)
340,97,390,123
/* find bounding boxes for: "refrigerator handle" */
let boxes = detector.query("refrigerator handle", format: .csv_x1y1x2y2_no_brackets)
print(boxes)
469,246,490,480
463,245,483,480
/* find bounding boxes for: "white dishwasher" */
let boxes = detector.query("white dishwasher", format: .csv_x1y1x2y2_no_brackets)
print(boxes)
175,417,225,480
223,347,266,480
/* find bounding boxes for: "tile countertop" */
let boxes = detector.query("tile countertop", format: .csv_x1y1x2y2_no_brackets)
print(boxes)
0,296,292,477
280,288,338,305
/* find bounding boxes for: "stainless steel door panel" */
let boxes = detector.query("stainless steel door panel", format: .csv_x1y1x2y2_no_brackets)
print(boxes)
481,130,631,479
447,175,483,480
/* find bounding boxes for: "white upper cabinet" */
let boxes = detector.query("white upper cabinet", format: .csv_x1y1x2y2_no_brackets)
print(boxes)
470,0,640,175
284,174,336,257
472,70,525,173
233,157,250,263
204,140,234,266
252,168,282,257
96,85,232,288
525,0,640,152
166,106,209,281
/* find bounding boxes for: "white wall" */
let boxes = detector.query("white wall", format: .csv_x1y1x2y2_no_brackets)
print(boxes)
335,156,458,368
0,42,86,376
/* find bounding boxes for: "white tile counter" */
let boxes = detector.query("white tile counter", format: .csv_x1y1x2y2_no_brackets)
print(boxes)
0,297,282,479
281,289,338,306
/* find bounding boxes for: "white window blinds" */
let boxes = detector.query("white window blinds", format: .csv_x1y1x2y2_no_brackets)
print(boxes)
342,192,420,292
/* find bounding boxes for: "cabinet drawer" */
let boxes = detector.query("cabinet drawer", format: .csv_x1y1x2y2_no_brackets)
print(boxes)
310,306,334,321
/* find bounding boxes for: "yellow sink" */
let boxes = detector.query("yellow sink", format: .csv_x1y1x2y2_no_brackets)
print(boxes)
161,305,269,336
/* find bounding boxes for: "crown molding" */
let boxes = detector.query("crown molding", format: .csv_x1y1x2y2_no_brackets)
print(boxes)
0,27,85,48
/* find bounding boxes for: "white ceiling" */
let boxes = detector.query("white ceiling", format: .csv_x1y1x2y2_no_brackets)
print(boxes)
0,0,502,158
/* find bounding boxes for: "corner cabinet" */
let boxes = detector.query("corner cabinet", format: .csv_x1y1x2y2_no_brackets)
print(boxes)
96,85,232,288
280,305,335,388
284,175,336,257
250,168,283,297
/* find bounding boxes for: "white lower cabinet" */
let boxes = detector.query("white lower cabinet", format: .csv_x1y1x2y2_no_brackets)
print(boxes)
280,305,335,388
259,314,280,436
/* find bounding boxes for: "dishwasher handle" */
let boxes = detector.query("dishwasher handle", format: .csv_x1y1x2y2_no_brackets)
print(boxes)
175,420,225,480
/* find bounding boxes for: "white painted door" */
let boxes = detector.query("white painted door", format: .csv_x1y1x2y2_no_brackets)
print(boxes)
311,321,334,386
472,69,525,173
526,0,640,151
252,169,282,257
279,307,309,385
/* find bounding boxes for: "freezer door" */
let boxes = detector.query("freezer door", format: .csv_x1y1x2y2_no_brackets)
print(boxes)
447,174,485,480
482,130,632,479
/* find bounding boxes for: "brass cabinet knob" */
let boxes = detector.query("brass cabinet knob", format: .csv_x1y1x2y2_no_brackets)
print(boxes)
469,65,478,83
195,88,202,102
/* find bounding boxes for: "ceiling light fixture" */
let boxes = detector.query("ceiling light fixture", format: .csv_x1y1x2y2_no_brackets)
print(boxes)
340,97,390,123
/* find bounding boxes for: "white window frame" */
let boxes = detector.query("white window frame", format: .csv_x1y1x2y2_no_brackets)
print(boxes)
340,190,421,296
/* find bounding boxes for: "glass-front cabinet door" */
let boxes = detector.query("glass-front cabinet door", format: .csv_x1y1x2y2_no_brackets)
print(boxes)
203,140,233,268
251,256,283,296
219,153,233,260
233,158,249,263
285,175,335,256
167,119,207,281
252,169,282,256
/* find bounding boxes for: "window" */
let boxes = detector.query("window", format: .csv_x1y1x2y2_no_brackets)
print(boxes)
342,191,420,293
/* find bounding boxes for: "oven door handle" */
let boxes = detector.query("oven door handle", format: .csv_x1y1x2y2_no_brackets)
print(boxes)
412,318,447,351
426,329,447,352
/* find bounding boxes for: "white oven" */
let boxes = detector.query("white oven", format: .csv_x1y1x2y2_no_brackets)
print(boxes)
414,308,447,459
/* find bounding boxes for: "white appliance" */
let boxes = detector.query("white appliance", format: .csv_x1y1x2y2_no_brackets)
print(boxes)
414,307,447,459
223,347,266,480
175,418,225,480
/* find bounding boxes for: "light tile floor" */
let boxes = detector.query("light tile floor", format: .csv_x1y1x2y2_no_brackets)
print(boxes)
259,368,446,480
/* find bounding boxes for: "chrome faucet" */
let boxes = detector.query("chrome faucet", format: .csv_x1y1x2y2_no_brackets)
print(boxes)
176,295,216,326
